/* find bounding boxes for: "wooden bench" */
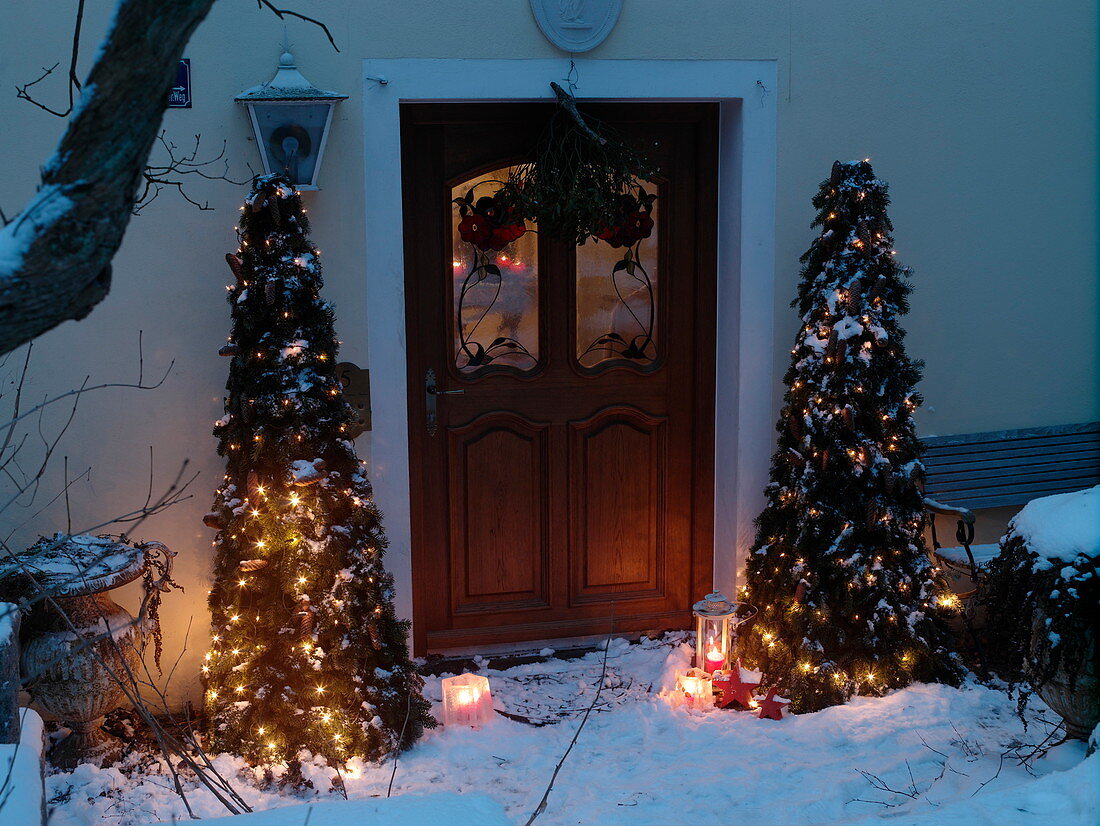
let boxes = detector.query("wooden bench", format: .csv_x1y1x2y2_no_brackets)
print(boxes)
921,421,1100,510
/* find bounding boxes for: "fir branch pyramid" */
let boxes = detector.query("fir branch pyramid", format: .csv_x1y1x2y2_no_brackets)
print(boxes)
738,160,962,712
204,174,434,763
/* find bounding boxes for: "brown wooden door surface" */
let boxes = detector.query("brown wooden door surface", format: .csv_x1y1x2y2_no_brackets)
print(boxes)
401,101,718,653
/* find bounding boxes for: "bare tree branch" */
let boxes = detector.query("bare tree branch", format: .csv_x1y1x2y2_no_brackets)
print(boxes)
13,0,86,117
0,0,339,356
134,133,252,214
256,1,340,52
0,0,217,356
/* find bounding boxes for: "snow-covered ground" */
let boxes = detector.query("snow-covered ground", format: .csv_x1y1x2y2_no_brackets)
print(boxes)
45,634,1098,825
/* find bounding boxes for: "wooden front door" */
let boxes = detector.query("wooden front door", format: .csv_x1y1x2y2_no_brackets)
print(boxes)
401,101,718,653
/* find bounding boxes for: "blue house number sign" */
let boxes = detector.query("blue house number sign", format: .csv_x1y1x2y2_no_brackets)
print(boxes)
168,59,191,108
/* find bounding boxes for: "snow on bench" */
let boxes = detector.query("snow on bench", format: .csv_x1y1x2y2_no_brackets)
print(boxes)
934,543,1001,567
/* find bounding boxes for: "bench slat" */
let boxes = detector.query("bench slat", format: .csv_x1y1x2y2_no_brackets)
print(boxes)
926,456,1100,483
921,422,1100,509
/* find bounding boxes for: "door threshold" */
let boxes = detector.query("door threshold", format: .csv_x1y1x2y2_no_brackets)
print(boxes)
418,631,647,676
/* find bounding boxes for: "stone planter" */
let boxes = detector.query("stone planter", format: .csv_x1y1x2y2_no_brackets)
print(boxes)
1028,606,1099,741
0,534,166,769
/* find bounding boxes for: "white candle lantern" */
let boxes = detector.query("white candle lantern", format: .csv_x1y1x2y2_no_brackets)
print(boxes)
693,591,737,673
441,673,493,727
674,668,714,710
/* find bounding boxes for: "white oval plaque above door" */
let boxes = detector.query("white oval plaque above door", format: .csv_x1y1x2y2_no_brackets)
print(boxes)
530,0,623,53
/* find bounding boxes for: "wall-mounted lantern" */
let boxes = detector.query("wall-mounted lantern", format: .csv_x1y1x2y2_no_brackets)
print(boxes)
235,50,347,191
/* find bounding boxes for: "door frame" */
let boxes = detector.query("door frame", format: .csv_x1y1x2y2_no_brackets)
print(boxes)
361,59,777,649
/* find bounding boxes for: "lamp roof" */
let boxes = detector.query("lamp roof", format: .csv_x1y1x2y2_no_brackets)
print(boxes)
235,50,348,102
692,591,737,618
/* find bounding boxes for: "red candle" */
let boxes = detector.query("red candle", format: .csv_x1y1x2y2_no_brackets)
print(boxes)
705,646,725,672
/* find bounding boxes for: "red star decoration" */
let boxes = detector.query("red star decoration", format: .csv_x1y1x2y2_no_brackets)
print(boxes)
712,663,760,710
756,687,791,720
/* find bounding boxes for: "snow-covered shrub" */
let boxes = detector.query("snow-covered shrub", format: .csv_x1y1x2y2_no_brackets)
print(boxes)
981,485,1099,738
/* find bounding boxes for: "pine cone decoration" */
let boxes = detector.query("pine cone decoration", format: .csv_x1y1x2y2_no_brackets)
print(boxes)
297,596,313,637
834,337,847,363
368,620,383,651
246,470,262,501
202,512,224,529
795,580,809,604
218,343,239,357
265,282,279,306
830,160,844,185
225,253,244,282
238,559,269,572
788,416,802,440
268,197,281,226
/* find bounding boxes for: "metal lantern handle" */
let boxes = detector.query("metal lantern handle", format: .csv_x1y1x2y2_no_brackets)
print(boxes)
729,601,758,630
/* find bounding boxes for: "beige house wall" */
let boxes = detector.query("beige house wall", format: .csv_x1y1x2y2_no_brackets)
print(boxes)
0,1,1096,705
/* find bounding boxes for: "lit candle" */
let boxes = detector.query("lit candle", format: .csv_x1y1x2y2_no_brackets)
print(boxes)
442,673,493,727
705,645,725,673
681,675,702,706
455,686,478,725
674,668,714,711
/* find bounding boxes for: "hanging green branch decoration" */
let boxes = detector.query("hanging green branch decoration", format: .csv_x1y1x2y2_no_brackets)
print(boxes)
497,82,655,245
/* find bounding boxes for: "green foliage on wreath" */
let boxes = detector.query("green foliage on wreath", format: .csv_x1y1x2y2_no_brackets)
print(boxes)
496,82,654,246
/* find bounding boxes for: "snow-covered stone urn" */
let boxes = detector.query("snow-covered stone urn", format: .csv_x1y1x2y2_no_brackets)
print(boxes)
0,534,175,768
981,486,1100,741
1028,604,1098,740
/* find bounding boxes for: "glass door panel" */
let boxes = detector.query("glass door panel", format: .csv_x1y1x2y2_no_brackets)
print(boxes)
575,187,660,370
451,167,538,375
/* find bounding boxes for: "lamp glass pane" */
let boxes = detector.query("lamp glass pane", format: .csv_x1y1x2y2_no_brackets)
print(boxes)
251,102,332,186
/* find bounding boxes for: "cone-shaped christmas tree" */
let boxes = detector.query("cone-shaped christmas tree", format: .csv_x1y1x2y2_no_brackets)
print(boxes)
738,160,962,712
204,174,434,763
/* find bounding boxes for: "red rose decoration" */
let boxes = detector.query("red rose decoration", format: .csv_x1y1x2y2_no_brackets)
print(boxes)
456,196,527,252
626,211,654,240
596,191,656,248
458,214,493,249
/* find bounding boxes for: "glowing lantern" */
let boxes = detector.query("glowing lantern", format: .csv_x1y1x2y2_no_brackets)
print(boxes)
441,673,493,727
673,668,714,710
693,591,738,673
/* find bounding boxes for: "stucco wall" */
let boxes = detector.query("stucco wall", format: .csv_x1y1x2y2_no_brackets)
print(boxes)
0,1,1095,706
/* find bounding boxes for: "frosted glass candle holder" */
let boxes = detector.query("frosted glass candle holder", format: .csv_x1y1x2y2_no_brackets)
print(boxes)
441,673,493,727
673,668,714,711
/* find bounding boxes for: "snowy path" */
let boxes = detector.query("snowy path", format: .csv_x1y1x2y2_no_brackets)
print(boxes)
46,636,1098,825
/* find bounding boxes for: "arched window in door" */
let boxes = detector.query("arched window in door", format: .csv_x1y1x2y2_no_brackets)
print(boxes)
450,167,539,375
575,183,661,370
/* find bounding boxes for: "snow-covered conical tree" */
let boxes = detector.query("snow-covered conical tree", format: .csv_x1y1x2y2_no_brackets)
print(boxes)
738,160,962,712
204,174,434,763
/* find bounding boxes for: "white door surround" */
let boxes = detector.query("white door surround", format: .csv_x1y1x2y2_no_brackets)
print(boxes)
361,58,777,633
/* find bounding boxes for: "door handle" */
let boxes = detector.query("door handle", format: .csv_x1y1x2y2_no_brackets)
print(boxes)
425,368,464,436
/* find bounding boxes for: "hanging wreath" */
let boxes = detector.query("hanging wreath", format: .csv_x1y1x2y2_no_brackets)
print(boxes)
496,82,656,246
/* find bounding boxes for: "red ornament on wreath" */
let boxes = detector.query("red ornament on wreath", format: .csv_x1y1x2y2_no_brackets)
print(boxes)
712,661,762,710
756,688,792,720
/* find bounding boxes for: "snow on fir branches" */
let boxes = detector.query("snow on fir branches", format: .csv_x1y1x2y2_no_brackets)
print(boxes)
203,174,434,764
738,160,962,713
